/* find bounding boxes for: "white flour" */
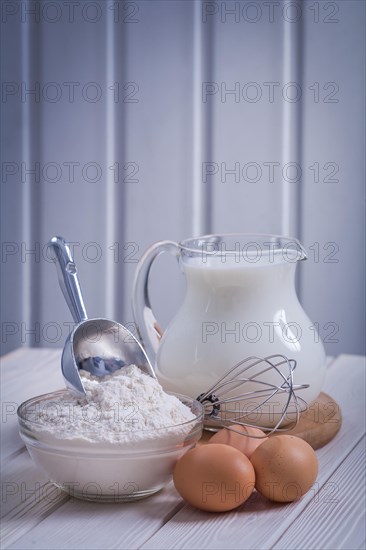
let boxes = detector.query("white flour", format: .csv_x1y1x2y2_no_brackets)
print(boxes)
21,365,202,500
31,365,196,444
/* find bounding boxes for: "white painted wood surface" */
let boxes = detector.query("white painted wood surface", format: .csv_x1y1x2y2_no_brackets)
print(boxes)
1,349,365,550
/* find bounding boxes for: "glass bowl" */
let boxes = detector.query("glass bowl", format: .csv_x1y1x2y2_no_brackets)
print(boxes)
17,391,203,502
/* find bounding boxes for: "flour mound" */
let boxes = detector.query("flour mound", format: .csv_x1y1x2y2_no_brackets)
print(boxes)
32,365,196,444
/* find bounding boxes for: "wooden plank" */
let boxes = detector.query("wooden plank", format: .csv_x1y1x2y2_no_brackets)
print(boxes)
273,437,366,550
301,0,366,357
122,0,196,329
210,9,284,235
7,483,184,550
1,349,70,548
2,353,364,550
1,349,63,461
1,348,29,364
1,348,62,390
138,354,365,549
0,348,184,550
1,451,69,549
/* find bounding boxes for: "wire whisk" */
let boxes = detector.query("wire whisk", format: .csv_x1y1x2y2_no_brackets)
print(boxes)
197,354,309,436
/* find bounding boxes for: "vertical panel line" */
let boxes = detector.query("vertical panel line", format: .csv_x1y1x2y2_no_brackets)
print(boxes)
281,7,304,296
192,0,213,237
105,2,116,320
21,9,42,346
21,15,31,337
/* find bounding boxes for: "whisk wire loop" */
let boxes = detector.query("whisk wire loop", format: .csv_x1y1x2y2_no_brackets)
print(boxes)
197,354,309,436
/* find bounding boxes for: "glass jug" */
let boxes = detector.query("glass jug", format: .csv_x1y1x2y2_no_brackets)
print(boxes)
132,234,326,426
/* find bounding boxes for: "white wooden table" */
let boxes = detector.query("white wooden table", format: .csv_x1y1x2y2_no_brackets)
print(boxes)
1,349,365,550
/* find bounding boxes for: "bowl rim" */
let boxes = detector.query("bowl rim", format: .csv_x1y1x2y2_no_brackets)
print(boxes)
17,389,204,437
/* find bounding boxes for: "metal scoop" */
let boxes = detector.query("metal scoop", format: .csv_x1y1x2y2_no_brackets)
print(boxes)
49,236,155,396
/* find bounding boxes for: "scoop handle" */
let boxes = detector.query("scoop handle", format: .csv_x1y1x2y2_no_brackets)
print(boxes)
48,236,88,323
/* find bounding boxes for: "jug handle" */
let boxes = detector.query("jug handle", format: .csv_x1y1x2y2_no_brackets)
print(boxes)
132,240,180,366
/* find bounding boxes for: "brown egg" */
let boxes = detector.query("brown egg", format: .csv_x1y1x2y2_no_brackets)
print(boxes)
251,435,318,502
208,425,268,458
173,443,255,512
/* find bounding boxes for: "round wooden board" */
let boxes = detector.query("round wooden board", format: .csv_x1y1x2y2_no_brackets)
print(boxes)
199,392,342,450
